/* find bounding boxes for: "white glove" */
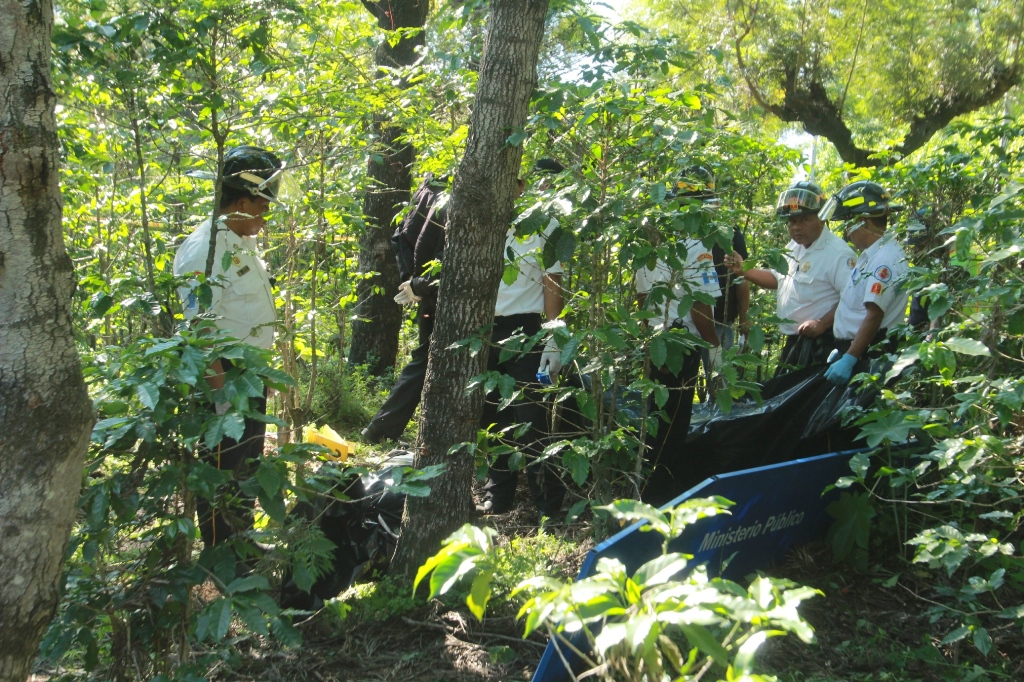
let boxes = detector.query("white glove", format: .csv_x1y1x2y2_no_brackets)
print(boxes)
214,401,230,416
539,336,562,377
706,345,723,371
538,319,565,377
393,280,421,306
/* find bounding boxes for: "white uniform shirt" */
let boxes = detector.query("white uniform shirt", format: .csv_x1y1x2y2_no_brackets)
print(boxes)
494,218,563,317
770,229,857,335
635,239,721,334
833,235,909,341
173,219,277,349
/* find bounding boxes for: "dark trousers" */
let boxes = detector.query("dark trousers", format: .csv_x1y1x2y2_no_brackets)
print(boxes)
481,313,564,514
364,312,434,441
198,389,267,548
641,349,701,506
775,330,837,377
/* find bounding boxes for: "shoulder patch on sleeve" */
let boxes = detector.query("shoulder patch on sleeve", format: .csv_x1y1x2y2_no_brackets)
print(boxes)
870,282,883,295
847,257,856,269
873,266,892,282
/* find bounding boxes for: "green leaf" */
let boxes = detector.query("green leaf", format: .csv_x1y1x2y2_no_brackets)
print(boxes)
733,629,773,673
973,626,992,655
204,417,225,450
650,337,667,368
144,338,183,356
466,570,493,622
505,130,528,147
207,598,233,641
941,625,970,645
679,623,730,669
945,337,990,357
555,231,577,264
598,500,668,536
826,492,876,568
502,263,520,286
226,574,270,595
562,449,590,486
89,291,114,317
135,382,159,410
256,461,284,497
234,604,269,636
633,554,688,587
258,487,286,523
222,413,245,441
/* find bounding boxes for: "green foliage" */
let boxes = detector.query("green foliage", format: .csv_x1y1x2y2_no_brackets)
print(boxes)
820,117,1024,658
465,17,799,517
825,492,876,571
304,356,393,431
337,576,423,625
41,331,312,678
417,497,822,681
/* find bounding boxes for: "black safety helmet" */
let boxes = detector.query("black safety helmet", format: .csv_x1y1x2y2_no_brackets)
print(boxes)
534,157,565,175
221,145,285,203
819,180,903,222
775,181,826,218
669,165,716,200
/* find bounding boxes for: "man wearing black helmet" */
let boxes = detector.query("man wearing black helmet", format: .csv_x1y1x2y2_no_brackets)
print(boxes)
818,180,909,385
174,145,286,550
726,181,856,373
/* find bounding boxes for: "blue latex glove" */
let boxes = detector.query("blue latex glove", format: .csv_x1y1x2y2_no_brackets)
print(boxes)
824,353,858,385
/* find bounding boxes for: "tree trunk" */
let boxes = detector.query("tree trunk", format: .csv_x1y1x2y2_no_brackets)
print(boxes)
391,0,550,578
349,0,430,375
0,0,94,679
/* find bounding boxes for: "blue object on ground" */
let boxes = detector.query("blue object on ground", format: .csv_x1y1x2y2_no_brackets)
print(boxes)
531,447,863,682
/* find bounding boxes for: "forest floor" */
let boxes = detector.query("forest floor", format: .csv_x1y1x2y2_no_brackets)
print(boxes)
215,499,1023,682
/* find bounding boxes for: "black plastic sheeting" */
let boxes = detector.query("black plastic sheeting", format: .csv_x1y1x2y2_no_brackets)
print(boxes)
643,361,881,505
279,455,408,612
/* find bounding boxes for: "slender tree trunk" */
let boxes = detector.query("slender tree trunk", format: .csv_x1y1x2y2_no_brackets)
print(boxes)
0,0,94,679
349,0,430,375
391,0,550,578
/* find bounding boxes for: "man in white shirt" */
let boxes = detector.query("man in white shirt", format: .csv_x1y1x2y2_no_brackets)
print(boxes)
726,181,856,373
173,145,285,550
819,181,909,385
478,159,567,517
635,174,723,504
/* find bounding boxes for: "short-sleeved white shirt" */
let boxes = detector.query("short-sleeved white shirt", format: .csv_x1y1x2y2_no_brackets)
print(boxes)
635,239,722,334
494,218,563,317
173,219,277,349
833,235,909,341
770,229,857,335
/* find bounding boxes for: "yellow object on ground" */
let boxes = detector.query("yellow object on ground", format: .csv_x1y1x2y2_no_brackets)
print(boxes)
305,424,350,461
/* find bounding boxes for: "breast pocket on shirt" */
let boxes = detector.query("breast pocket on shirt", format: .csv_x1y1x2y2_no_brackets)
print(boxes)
226,266,271,316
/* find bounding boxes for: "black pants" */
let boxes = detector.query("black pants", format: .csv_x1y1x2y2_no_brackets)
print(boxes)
198,388,267,548
364,311,434,441
641,348,701,506
775,330,837,377
481,313,564,514
834,328,892,357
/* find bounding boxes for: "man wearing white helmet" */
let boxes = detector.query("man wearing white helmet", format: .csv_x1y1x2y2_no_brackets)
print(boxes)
174,145,287,551
726,181,856,373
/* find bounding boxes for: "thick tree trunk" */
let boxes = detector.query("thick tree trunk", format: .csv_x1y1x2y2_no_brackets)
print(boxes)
349,0,430,375
391,0,550,578
0,1,94,679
